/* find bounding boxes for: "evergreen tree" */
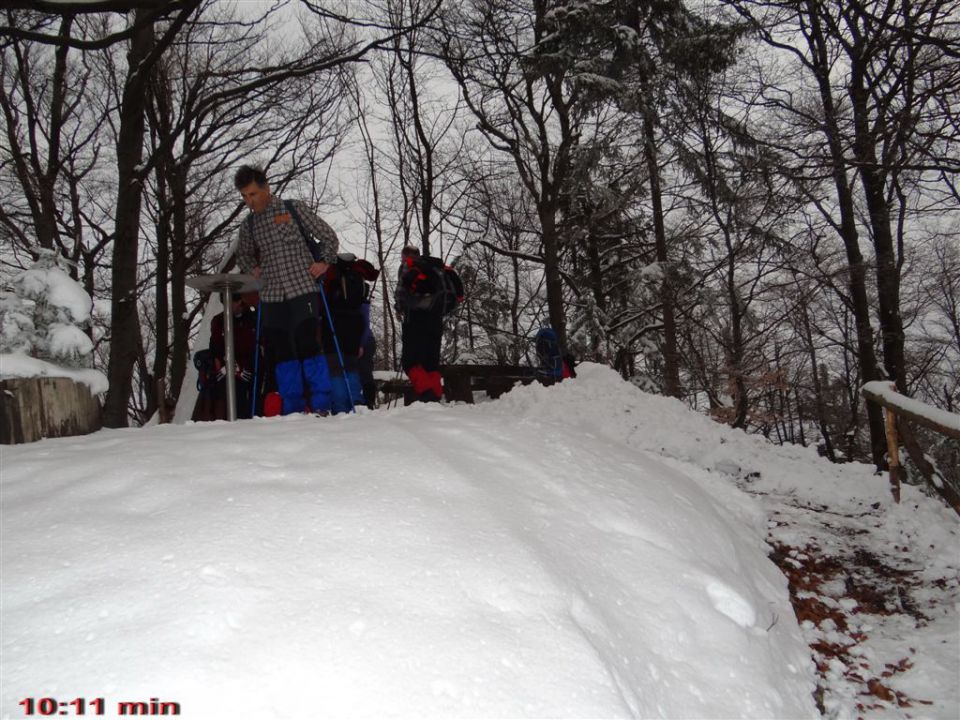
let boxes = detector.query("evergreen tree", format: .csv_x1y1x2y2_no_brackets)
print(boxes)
0,249,95,368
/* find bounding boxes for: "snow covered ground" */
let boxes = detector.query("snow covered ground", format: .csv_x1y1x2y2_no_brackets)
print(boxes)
1,364,957,719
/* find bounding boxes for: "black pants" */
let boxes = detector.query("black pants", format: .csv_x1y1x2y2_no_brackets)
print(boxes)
261,293,322,367
358,334,376,385
321,306,365,358
401,308,444,373
212,378,253,420
358,334,377,409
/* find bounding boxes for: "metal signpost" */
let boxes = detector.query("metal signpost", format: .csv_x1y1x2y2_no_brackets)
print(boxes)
186,273,259,421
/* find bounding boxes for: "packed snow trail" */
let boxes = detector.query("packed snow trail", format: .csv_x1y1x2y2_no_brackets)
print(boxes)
3,364,953,719
509,365,960,718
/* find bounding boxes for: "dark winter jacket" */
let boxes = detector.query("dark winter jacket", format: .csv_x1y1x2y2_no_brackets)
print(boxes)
209,307,259,372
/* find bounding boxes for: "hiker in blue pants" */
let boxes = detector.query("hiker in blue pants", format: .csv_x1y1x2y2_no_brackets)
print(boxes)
233,165,339,415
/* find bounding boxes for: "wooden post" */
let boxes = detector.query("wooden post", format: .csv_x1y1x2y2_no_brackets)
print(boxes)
862,381,960,514
883,406,902,503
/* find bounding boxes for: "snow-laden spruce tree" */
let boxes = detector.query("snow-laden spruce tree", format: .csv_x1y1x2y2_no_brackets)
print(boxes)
0,250,95,368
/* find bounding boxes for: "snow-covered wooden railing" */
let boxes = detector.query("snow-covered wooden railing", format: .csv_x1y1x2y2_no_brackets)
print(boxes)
861,381,960,514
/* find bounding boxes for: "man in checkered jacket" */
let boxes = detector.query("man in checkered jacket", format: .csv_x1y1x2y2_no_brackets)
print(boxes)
234,165,338,415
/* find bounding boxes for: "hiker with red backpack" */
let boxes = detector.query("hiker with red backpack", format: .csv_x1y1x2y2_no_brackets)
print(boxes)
234,165,338,415
394,245,464,403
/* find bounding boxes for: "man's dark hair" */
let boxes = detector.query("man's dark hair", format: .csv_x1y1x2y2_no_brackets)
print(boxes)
401,245,421,258
234,165,268,190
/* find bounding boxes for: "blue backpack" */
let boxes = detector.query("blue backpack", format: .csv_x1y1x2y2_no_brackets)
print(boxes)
535,327,564,379
534,327,577,383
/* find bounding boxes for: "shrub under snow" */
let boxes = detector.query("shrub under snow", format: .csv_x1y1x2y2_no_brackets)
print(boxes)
0,250,95,368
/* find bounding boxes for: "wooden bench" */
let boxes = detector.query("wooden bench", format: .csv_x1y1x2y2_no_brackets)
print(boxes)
378,364,540,404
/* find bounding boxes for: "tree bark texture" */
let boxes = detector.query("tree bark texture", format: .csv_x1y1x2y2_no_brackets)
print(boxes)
644,113,682,398
102,11,155,427
802,0,887,467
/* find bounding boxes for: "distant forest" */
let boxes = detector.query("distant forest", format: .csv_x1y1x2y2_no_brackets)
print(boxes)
2,1,957,489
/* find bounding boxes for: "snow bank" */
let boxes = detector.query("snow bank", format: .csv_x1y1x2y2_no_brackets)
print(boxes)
499,364,913,508
1,365,821,719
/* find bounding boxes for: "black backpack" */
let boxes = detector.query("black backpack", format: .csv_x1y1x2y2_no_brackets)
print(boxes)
193,349,216,391
401,256,465,315
323,253,379,311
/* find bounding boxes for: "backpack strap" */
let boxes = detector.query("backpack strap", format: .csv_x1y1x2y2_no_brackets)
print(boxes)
245,202,322,263
284,199,323,263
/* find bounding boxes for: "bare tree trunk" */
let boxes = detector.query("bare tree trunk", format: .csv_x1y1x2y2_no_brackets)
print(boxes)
398,35,435,256
510,253,521,363
643,113,682,397
103,11,155,427
36,17,73,251
850,64,907,392
1,15,73,253
800,301,837,461
585,227,606,357
540,204,567,347
168,165,190,402
795,388,806,446
354,87,396,370
802,1,887,467
149,167,169,422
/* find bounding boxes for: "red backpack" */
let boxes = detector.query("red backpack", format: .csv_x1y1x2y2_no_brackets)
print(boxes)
400,255,464,315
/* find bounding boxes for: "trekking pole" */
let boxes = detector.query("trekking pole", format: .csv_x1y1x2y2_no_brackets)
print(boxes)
317,281,356,413
250,299,263,418
385,364,404,409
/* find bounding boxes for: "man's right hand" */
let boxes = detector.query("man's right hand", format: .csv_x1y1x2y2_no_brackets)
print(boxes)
251,267,262,279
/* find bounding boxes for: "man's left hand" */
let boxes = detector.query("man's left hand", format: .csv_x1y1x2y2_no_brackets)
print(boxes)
309,261,329,279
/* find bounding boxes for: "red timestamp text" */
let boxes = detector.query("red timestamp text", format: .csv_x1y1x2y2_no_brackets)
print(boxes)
18,697,181,716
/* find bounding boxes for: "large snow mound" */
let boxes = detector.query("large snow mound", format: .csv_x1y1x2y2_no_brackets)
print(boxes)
1,364,819,719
